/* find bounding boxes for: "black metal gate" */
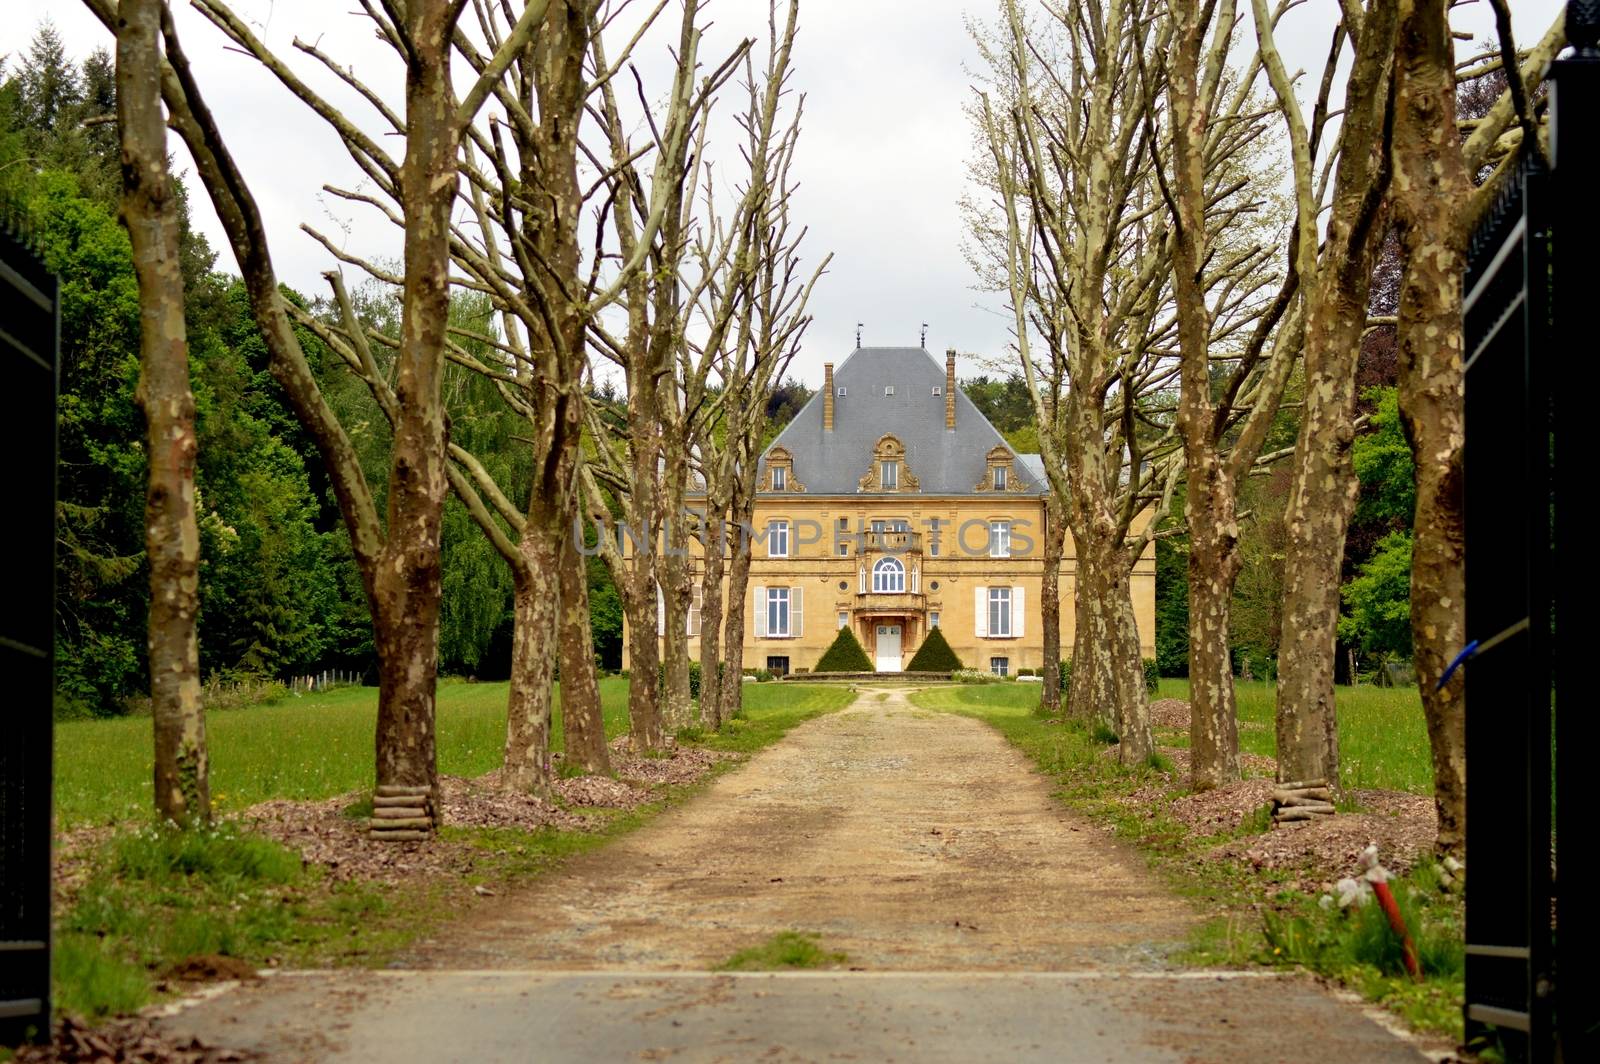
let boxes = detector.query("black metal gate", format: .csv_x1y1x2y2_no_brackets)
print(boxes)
0,217,58,1045
1463,8,1596,1060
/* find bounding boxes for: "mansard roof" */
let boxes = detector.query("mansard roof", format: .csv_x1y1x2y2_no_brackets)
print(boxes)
761,346,1046,496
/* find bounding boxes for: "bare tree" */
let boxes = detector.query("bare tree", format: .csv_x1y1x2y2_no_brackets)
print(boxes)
1257,0,1401,792
115,0,209,826
1159,0,1300,790
84,0,536,826
972,0,1185,763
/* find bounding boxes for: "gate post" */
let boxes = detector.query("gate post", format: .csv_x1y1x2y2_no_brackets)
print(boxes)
0,218,59,1045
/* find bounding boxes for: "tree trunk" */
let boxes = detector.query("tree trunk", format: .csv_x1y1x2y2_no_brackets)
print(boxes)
1105,553,1154,765
659,495,693,729
1186,509,1243,789
1392,0,1469,859
559,526,611,774
1039,504,1065,715
698,500,729,729
118,0,209,827
720,477,756,719
1066,551,1112,725
502,555,555,793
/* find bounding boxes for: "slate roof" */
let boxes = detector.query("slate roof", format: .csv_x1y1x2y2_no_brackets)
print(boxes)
762,347,1046,496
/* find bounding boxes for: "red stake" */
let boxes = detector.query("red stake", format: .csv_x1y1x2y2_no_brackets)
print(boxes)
1371,880,1422,981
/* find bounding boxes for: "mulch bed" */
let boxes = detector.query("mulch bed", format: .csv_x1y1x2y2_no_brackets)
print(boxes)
1114,699,1439,883
13,1017,253,1064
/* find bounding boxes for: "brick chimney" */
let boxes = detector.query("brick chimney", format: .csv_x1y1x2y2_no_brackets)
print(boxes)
823,363,834,431
945,349,957,430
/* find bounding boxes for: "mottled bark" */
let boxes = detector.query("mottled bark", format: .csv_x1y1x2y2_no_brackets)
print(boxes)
659,445,693,729
697,492,730,729
1392,0,1469,859
117,0,209,826
559,529,611,774
503,558,555,792
1269,1,1399,792
1039,505,1066,715
1066,556,1111,725
719,475,756,719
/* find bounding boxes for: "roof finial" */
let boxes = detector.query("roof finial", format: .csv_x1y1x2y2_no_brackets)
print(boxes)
856,322,863,348
920,322,928,348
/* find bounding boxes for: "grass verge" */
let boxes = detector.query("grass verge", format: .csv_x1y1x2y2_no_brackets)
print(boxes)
50,681,854,1023
715,931,848,971
909,684,1464,1041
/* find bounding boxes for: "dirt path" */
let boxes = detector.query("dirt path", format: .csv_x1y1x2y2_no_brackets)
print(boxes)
153,687,1435,1061
402,685,1191,971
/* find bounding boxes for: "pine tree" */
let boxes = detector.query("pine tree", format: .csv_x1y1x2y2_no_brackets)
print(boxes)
906,625,964,672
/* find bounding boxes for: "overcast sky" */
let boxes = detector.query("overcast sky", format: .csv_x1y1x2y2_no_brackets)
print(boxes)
5,0,1566,389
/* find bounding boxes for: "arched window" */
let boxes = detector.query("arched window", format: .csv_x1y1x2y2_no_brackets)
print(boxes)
872,556,905,593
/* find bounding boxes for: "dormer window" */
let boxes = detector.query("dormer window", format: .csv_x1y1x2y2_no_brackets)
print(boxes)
884,385,895,396
859,433,920,493
978,444,1021,492
761,446,803,493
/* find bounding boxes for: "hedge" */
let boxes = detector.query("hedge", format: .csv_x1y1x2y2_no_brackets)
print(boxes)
1058,657,1160,694
814,626,873,672
905,625,964,671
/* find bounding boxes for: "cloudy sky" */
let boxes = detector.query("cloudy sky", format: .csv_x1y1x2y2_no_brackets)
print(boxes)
6,0,1566,389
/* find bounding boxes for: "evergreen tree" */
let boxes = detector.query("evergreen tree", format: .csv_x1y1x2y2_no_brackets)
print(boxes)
906,626,963,671
814,626,873,672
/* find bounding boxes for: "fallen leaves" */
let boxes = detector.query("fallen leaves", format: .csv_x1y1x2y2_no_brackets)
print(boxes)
13,1016,252,1063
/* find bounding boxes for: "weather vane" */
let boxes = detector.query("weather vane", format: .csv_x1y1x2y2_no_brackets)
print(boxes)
856,322,863,348
921,322,928,348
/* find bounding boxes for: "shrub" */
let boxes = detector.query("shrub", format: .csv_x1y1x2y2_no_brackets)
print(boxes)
905,625,963,671
1059,659,1073,694
657,661,704,700
754,669,774,682
1143,658,1160,693
953,669,998,684
813,626,873,672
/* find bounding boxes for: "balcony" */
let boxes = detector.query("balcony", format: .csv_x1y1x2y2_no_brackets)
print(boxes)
862,529,922,554
854,591,926,615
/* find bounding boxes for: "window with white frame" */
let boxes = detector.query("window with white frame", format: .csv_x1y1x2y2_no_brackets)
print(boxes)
767,587,790,636
772,466,787,491
929,610,941,629
993,466,1007,490
989,520,1011,558
990,656,1009,677
838,543,850,556
767,520,790,558
837,611,849,629
872,556,905,593
988,586,1012,637
881,461,899,489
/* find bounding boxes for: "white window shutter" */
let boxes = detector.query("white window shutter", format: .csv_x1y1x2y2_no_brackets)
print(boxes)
975,585,988,638
656,582,665,636
754,585,766,637
859,564,866,594
689,584,702,637
1012,585,1025,639
791,587,803,637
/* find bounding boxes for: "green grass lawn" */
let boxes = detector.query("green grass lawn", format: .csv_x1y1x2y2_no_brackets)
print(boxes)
912,678,1433,795
1156,678,1433,795
55,677,854,827
55,678,633,826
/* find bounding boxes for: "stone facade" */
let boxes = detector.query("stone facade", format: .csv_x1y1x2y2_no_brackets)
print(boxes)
622,346,1156,676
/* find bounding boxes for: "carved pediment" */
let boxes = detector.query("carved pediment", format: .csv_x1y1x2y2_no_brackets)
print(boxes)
974,444,1028,492
758,446,805,492
858,434,920,492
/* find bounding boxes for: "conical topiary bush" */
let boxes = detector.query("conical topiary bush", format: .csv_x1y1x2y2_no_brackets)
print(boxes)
906,625,964,672
814,625,873,671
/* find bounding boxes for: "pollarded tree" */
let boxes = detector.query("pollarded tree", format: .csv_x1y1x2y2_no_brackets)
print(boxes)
115,0,209,825
82,0,534,826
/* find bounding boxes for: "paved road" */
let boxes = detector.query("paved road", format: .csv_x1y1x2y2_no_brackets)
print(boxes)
154,688,1436,1061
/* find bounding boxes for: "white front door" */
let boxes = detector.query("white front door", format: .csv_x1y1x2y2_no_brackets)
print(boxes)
875,624,902,672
